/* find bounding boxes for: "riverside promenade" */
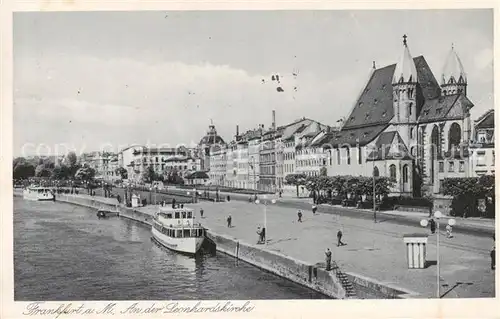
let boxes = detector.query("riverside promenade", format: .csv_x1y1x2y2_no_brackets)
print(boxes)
187,199,495,299
17,190,494,299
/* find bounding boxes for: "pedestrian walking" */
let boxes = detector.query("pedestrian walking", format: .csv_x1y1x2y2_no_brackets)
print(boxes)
446,224,453,238
200,208,204,218
430,218,436,234
297,210,303,223
337,230,345,246
312,204,317,215
227,215,232,228
227,195,231,202
254,194,258,203
261,227,266,244
325,248,332,271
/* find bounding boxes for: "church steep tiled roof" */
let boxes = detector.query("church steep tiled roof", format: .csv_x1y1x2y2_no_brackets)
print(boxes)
343,55,441,131
475,109,494,129
368,131,411,161
324,124,389,148
326,55,454,148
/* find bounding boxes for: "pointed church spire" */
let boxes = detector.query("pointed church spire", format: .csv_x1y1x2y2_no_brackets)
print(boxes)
392,34,418,84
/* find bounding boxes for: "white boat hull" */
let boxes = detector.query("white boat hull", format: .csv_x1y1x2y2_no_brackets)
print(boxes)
23,190,54,201
151,226,204,255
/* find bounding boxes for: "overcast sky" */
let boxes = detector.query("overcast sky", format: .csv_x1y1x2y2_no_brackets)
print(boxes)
13,10,493,157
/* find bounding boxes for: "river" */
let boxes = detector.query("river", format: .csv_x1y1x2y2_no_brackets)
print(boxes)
13,198,328,300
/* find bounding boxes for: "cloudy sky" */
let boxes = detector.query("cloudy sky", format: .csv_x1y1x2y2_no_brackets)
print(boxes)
14,10,493,157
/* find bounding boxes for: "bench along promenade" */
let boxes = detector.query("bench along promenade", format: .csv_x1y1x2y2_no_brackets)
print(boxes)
15,190,495,299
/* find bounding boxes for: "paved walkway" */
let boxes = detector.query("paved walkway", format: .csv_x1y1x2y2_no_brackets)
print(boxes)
184,200,495,298
168,187,495,231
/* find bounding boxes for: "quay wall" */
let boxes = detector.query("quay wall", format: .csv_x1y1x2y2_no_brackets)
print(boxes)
14,191,417,299
205,232,348,299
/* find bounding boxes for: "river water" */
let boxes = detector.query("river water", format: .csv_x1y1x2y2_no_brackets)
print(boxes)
13,198,328,300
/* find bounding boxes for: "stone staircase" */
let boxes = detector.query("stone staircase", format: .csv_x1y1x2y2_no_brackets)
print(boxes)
331,261,357,298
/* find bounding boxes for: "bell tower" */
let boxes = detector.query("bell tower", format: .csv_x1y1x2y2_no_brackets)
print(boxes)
392,34,418,146
441,44,467,96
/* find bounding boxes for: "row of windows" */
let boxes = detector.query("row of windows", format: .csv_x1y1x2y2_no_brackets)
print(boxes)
139,163,194,170
260,153,276,163
284,163,295,174
438,161,465,173
261,166,276,175
297,159,326,167
154,223,204,238
284,152,296,161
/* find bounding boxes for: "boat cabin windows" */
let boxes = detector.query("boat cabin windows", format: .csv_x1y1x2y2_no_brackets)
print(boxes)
175,212,180,219
187,212,192,218
182,212,187,219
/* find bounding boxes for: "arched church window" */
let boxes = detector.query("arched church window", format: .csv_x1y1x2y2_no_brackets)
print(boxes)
403,165,409,183
410,128,415,139
389,164,397,181
408,103,413,116
448,123,462,151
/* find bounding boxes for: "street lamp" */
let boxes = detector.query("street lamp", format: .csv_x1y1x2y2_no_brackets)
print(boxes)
187,188,196,203
255,195,277,245
420,211,456,298
373,164,377,223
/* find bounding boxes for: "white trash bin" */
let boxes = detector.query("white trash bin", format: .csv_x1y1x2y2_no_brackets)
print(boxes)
403,233,428,269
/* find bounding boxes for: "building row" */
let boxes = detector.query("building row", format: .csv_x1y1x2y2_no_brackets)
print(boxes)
202,36,494,197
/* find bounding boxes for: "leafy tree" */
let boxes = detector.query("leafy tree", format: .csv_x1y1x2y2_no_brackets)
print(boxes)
64,152,78,167
13,159,35,179
115,167,128,180
51,165,71,180
442,177,482,218
74,165,96,182
141,166,157,183
284,173,307,197
35,164,52,177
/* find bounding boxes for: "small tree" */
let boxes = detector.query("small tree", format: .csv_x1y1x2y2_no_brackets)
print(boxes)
141,166,156,184
115,167,128,180
285,173,307,197
13,159,35,179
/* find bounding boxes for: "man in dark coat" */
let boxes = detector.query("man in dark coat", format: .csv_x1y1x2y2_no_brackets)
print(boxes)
430,219,436,234
337,230,345,246
227,215,232,227
297,210,303,222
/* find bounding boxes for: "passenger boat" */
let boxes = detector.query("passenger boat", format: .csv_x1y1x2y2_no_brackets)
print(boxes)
151,206,205,255
23,186,55,201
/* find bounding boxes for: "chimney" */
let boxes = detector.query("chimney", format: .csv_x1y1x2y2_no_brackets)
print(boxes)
236,125,239,137
272,110,276,130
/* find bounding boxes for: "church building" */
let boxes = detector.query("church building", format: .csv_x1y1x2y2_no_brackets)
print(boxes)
323,35,473,197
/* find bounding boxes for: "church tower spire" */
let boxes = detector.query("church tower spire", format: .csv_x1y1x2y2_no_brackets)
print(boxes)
441,44,467,96
392,35,418,146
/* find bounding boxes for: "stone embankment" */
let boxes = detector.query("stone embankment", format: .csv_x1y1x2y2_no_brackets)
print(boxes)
15,191,418,299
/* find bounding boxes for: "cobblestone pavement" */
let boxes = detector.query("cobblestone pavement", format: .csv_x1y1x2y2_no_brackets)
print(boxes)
183,200,495,299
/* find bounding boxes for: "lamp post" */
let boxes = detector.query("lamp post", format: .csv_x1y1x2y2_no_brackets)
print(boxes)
149,187,152,204
187,188,196,203
373,162,377,223
255,195,276,245
420,211,456,298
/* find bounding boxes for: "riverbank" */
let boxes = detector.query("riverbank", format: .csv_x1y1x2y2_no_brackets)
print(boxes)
12,192,353,299
14,192,494,299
